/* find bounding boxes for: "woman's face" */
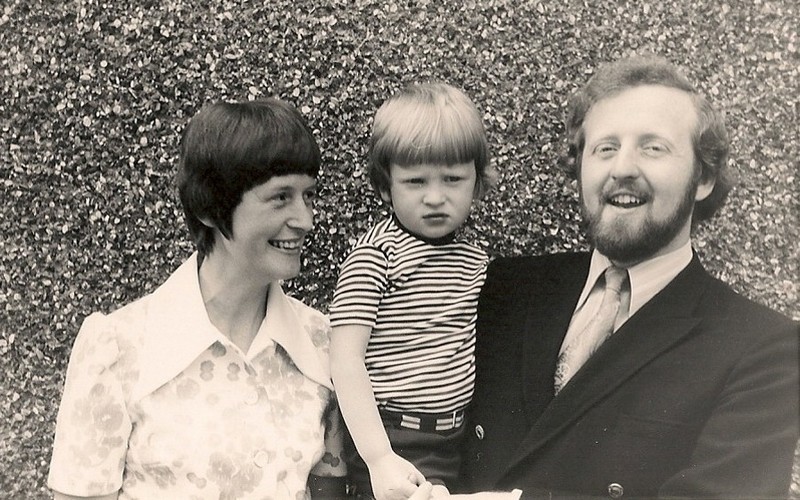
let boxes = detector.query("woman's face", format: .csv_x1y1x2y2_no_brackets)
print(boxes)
211,174,316,283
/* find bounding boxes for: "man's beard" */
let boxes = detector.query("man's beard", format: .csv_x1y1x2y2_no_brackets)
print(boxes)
581,179,698,265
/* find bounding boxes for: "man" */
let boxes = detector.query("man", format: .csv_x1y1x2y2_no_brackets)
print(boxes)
458,55,799,499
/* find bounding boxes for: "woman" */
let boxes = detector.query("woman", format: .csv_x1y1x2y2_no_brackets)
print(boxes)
48,100,347,499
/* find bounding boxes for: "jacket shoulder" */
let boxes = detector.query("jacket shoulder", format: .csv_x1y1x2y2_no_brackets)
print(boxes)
488,252,589,282
700,273,798,334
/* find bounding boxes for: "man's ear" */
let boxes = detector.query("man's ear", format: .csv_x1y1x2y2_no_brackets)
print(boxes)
695,176,715,202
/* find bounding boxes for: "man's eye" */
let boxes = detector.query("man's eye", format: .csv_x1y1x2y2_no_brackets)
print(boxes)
594,144,617,155
644,143,667,153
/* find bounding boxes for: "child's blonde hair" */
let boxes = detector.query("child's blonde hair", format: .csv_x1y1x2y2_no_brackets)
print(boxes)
368,82,494,199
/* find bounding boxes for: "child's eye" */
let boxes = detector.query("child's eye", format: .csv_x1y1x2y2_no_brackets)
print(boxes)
445,175,464,183
403,178,425,185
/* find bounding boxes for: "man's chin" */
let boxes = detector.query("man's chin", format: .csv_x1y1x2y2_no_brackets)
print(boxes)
590,221,662,265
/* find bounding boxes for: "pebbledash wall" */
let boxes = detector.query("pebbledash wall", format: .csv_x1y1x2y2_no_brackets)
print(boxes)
1,1,797,497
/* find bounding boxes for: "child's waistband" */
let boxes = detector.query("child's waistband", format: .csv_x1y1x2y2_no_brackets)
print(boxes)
378,408,466,432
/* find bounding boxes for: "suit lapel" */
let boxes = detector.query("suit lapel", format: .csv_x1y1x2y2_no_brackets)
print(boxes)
520,254,590,424
507,256,711,474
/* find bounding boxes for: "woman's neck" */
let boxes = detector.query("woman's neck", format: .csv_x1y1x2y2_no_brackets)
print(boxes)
198,253,270,354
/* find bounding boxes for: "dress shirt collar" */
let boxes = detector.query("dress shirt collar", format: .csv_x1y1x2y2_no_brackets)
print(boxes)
578,241,694,319
132,253,332,401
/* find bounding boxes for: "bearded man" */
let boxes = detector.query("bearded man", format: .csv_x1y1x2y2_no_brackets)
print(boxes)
458,55,799,499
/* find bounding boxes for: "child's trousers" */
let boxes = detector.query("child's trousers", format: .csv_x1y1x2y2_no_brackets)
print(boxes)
344,409,467,498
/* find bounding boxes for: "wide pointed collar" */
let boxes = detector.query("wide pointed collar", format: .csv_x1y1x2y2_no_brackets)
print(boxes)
132,253,332,401
255,280,333,391
582,242,693,319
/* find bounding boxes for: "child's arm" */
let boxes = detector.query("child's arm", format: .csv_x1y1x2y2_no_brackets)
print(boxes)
330,324,425,500
308,399,348,498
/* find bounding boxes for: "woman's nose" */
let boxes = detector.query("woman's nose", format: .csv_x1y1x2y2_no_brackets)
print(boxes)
290,201,314,231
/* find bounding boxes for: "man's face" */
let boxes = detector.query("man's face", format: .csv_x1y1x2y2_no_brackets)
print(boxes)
578,85,715,266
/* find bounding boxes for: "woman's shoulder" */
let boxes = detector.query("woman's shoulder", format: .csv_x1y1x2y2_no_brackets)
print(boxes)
80,294,152,338
70,294,153,370
283,294,332,350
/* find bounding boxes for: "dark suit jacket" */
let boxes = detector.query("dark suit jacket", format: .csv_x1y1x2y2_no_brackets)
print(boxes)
461,252,799,499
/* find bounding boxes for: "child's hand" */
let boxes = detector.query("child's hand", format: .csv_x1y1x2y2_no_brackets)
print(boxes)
367,452,425,500
431,484,450,497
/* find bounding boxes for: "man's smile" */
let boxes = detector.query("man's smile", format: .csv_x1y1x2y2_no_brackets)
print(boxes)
606,193,647,208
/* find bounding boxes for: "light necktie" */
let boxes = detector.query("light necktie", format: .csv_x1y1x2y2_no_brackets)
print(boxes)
554,266,629,394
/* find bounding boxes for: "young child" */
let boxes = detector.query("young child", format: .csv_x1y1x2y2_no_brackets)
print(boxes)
329,83,494,499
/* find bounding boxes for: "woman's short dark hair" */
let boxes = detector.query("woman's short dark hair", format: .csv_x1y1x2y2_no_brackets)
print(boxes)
565,55,732,223
177,99,320,257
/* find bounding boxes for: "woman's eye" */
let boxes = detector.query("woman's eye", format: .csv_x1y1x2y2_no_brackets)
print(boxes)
271,192,290,203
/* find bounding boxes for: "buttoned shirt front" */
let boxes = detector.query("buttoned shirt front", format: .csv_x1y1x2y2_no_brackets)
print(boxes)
48,253,345,499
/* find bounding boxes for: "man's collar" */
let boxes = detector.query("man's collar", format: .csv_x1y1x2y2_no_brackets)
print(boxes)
581,242,694,316
132,253,332,401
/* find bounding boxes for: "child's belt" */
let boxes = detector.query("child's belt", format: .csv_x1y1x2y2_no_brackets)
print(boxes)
379,408,465,432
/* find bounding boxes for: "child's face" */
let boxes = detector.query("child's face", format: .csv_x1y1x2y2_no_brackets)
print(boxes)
381,161,476,239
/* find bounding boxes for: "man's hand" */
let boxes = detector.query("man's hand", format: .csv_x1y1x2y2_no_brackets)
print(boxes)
406,484,519,499
367,451,426,500
448,493,521,499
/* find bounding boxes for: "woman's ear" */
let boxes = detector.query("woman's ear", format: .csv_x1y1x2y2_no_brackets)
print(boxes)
198,216,216,228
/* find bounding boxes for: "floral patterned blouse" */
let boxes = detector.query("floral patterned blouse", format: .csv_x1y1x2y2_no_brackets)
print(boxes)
48,253,346,499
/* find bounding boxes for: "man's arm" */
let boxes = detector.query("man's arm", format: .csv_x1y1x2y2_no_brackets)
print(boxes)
658,320,799,497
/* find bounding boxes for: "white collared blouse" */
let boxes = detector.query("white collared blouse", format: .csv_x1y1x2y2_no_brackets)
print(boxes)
48,253,346,499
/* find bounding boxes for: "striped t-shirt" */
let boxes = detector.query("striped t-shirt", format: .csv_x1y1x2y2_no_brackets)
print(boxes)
329,216,488,414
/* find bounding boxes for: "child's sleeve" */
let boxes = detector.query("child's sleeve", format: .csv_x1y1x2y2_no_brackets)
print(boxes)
328,245,388,328
48,313,132,497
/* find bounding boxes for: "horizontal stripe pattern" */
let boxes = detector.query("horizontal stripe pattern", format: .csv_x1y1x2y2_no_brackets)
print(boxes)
330,217,488,413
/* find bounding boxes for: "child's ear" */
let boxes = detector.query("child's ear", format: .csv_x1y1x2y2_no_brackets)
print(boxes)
379,189,392,204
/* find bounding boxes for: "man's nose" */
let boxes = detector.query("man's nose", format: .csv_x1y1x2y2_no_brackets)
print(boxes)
609,146,640,179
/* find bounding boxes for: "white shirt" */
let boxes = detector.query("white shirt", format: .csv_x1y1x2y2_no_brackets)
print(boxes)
560,241,694,352
49,253,345,499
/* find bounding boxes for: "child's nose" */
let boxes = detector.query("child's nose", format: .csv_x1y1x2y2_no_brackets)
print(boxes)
422,186,446,205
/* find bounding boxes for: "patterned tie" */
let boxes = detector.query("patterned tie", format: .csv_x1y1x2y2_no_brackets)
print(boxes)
554,266,629,394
